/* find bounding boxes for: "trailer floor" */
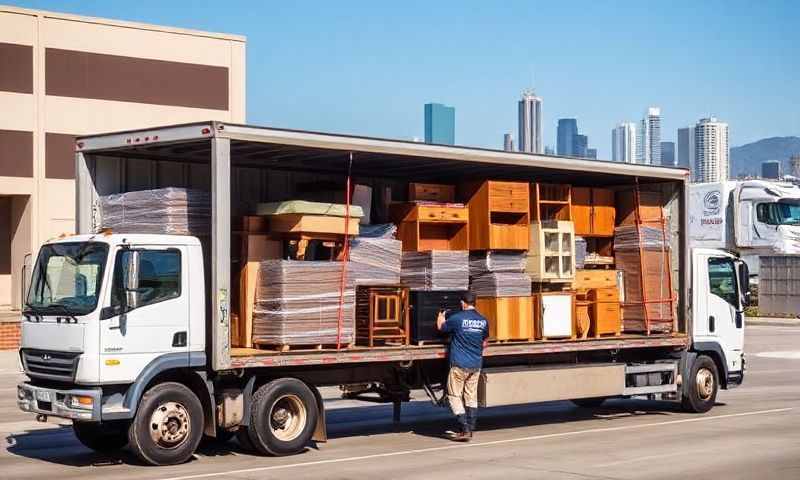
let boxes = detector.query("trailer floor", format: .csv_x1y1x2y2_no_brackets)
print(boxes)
229,333,688,368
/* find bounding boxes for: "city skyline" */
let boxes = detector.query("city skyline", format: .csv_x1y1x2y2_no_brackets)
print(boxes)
693,117,730,182
518,90,543,153
6,0,797,160
638,107,662,165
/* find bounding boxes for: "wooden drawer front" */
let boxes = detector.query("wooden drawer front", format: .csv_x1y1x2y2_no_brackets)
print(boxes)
418,205,468,223
488,224,528,250
589,287,619,302
409,183,455,203
489,182,529,212
574,269,617,289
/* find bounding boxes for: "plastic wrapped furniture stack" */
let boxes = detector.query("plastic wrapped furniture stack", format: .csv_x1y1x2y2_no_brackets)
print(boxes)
99,187,211,235
613,224,674,333
469,252,531,297
400,251,469,291
252,260,354,348
349,237,402,285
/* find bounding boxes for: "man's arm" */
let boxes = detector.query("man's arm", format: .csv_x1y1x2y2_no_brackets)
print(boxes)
437,311,447,331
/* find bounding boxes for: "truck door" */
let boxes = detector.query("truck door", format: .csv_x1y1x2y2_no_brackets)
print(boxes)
693,251,745,374
99,246,190,383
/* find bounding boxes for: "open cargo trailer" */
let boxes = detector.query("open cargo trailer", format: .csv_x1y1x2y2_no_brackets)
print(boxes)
16,120,745,466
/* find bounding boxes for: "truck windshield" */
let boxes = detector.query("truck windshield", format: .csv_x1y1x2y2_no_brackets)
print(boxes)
756,201,800,226
25,242,109,316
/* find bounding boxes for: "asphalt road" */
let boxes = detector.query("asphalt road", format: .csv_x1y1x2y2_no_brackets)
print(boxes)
1,325,799,480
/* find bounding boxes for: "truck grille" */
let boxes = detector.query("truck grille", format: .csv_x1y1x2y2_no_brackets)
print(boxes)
21,349,80,382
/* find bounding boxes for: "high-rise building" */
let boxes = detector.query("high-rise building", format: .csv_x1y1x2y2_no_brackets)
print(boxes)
637,107,662,165
762,160,781,179
557,118,578,156
661,141,675,167
677,127,694,170
693,117,729,183
612,122,637,163
518,90,543,153
544,146,555,155
424,103,455,145
503,133,514,152
574,134,588,158
587,148,597,160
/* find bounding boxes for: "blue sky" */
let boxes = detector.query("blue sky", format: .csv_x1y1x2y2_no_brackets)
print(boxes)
8,0,800,158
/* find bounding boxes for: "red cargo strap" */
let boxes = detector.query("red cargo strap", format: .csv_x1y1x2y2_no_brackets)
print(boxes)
336,153,354,349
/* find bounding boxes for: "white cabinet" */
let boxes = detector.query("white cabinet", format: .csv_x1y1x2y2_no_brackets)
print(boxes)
526,220,576,282
535,292,574,338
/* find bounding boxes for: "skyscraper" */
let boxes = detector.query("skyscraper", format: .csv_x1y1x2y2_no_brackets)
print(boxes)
544,146,555,155
762,161,781,179
557,118,578,156
518,90,543,153
693,117,729,183
637,107,661,165
424,103,455,145
587,148,597,160
503,133,514,152
574,134,588,158
612,122,637,163
677,127,694,170
661,141,675,167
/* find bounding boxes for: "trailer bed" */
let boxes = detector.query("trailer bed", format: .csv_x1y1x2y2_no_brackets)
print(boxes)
229,334,688,368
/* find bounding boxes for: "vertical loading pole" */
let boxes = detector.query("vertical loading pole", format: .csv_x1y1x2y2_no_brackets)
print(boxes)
211,135,232,370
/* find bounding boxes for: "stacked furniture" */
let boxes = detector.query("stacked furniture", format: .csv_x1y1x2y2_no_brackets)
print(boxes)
391,202,468,252
409,290,463,344
355,286,410,347
99,187,211,235
613,188,675,334
469,252,532,341
463,180,530,250
527,183,576,282
400,251,469,291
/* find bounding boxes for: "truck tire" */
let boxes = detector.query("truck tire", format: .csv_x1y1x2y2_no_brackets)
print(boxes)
73,420,129,452
236,427,256,452
682,355,719,413
245,378,318,456
570,397,606,408
127,382,204,466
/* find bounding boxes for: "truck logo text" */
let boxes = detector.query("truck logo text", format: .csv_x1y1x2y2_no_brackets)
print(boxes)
703,191,721,216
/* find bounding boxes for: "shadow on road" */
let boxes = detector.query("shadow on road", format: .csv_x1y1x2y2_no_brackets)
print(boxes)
4,398,704,467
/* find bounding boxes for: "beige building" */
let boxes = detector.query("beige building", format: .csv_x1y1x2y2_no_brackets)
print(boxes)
0,5,245,342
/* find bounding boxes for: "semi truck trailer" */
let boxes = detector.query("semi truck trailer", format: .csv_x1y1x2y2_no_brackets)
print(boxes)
17,122,748,466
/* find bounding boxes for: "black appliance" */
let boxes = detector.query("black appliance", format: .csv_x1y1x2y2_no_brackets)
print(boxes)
409,290,463,343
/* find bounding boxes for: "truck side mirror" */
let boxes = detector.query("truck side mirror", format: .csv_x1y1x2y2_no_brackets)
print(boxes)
736,260,750,308
124,250,140,310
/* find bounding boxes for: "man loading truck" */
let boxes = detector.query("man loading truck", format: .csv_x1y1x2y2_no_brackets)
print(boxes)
437,292,489,442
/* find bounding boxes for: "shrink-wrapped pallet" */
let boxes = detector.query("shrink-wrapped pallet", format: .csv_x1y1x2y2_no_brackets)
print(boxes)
252,260,354,346
401,251,469,291
575,236,587,269
614,225,674,333
349,237,402,285
470,272,532,297
99,187,211,235
468,252,527,277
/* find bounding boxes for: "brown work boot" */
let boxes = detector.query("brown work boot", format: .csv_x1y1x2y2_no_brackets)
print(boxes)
452,429,471,442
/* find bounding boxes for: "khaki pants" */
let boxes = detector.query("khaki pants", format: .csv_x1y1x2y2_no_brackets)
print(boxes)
447,366,480,416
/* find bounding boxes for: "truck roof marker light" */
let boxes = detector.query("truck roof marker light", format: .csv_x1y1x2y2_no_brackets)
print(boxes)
99,227,113,236
76,141,84,149
126,139,132,144
153,135,159,140
105,359,120,366
201,127,211,135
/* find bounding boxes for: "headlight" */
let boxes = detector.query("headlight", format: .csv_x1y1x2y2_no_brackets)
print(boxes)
17,387,30,400
66,395,94,410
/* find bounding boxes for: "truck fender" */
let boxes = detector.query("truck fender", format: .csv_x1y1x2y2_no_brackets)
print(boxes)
105,352,207,421
690,342,729,389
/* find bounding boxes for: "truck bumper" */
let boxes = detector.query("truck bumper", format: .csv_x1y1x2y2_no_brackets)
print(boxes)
726,353,746,389
17,382,102,421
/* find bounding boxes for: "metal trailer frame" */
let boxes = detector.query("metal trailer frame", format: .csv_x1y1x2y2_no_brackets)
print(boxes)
75,121,692,371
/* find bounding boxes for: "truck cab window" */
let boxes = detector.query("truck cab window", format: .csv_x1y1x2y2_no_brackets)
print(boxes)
111,249,181,309
757,202,800,226
708,258,738,307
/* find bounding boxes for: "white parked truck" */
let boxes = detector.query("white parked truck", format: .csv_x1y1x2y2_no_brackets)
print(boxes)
17,122,749,466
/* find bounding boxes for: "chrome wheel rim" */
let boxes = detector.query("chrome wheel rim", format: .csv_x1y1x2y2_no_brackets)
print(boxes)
696,368,715,401
150,401,191,449
269,394,306,442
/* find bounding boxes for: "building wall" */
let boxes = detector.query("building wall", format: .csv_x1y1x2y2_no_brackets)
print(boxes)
0,6,245,332
424,103,455,145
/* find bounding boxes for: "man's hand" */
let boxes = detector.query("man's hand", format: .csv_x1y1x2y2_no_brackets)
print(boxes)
483,339,489,349
436,310,446,331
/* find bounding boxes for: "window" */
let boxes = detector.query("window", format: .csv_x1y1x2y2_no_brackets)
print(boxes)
708,258,738,307
111,249,181,310
756,202,800,226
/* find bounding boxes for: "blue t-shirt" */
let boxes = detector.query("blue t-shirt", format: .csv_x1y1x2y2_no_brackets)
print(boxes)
441,308,489,370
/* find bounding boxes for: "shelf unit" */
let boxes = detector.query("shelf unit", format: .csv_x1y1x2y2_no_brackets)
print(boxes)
391,203,469,252
463,181,529,250
531,183,571,222
526,220,576,282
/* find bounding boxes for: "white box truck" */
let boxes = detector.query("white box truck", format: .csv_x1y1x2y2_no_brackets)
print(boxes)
17,122,749,466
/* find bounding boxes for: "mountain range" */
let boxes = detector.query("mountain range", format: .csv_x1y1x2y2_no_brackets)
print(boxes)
731,136,800,178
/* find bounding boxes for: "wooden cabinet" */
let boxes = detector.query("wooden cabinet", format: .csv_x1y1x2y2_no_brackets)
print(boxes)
408,183,455,203
571,187,615,236
588,287,621,337
464,181,530,250
476,296,534,341
616,189,664,225
356,286,410,347
526,221,576,282
531,183,571,222
391,203,469,252
573,269,620,290
533,292,575,339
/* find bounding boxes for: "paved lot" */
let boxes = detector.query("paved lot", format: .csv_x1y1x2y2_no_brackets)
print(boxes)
1,325,799,480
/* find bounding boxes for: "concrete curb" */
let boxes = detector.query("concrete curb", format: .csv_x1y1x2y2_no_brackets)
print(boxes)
747,317,800,327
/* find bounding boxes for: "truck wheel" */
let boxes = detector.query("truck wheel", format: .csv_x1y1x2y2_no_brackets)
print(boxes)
73,420,129,452
127,382,204,466
236,427,256,452
682,355,719,413
245,378,318,456
570,397,606,408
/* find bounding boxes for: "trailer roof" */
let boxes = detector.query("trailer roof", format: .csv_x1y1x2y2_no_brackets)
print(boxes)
77,121,689,185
